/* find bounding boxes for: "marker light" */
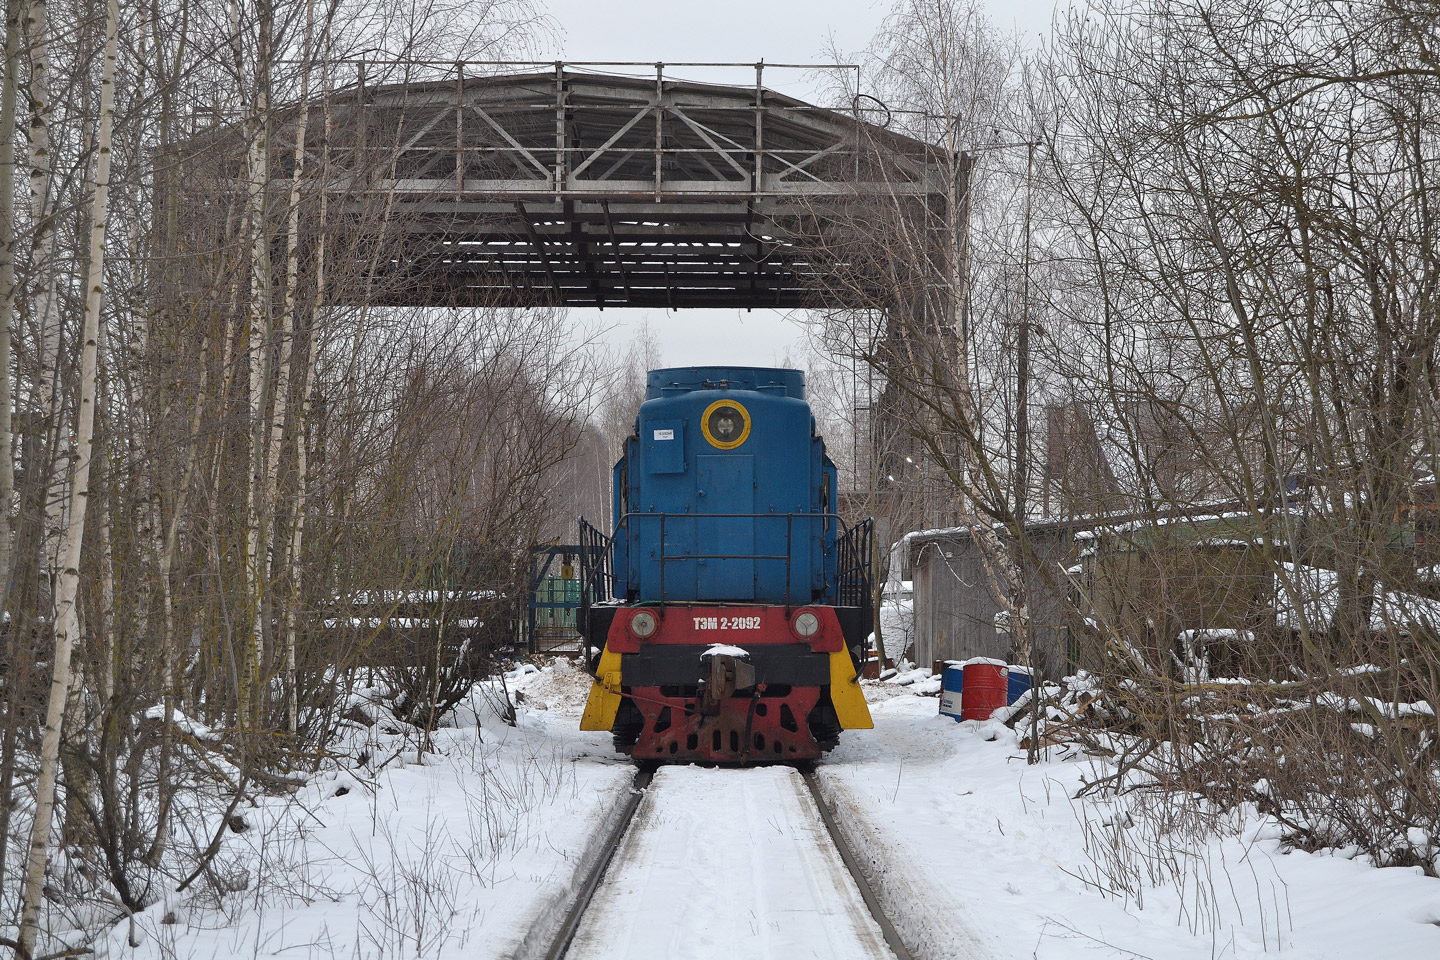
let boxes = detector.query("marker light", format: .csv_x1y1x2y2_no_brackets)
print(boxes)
792,610,821,638
630,610,658,638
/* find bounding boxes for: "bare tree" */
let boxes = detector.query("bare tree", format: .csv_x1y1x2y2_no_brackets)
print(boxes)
0,0,589,948
1037,0,1440,868
814,0,1041,666
16,0,117,951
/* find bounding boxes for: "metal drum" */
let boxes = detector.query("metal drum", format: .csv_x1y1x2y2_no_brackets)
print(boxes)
960,658,1008,721
1007,665,1033,704
938,663,964,721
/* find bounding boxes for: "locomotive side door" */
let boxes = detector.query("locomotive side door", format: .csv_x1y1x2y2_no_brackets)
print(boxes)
696,455,755,600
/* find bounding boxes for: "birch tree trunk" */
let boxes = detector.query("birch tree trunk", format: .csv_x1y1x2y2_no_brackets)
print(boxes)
287,144,328,736
0,0,17,620
17,0,118,950
272,0,316,734
22,0,65,586
0,0,22,902
96,447,114,704
232,0,271,725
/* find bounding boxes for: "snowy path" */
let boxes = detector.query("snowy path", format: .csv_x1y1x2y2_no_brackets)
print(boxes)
565,765,894,960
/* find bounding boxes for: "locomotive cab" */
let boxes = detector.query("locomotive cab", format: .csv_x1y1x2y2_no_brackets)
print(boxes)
578,366,874,764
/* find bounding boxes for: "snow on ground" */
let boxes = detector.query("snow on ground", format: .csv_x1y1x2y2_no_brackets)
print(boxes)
96,660,1440,960
823,690,1440,960
569,765,890,960
522,663,1440,959
96,662,629,960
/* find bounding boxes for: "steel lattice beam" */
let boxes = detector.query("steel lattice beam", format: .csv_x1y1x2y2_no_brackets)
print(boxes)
183,65,945,309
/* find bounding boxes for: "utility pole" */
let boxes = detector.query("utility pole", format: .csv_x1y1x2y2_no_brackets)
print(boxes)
1014,141,1035,524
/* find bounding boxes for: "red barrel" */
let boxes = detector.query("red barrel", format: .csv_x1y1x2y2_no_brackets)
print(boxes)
961,659,1008,721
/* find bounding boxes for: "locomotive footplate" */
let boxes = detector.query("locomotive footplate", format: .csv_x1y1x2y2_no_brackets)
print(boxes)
617,641,830,761
583,602,871,761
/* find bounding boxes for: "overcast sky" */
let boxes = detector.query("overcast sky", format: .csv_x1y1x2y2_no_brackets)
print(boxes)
540,0,1060,370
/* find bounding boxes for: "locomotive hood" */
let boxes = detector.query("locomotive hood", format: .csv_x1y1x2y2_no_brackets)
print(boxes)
644,366,805,400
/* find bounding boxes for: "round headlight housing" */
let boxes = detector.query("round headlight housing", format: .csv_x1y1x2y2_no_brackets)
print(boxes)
792,610,821,638
630,610,658,639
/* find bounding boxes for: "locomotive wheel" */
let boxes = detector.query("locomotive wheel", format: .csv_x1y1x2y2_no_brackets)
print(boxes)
611,696,644,750
807,695,842,752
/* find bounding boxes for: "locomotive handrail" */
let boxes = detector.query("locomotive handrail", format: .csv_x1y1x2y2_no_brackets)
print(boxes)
612,510,854,531
610,510,866,607
836,518,875,638
576,518,615,669
584,510,872,640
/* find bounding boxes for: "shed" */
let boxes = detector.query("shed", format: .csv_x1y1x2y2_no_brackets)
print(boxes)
905,518,1084,679
904,504,1272,681
1074,516,1278,677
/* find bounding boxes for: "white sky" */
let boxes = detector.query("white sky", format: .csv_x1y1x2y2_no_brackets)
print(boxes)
541,0,1060,369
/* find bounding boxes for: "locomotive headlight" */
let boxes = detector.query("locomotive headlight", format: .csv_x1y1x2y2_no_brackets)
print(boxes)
792,610,821,638
700,399,752,449
630,610,658,639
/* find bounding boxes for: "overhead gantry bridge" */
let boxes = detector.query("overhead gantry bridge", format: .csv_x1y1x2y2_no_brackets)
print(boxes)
181,62,949,310
172,63,955,518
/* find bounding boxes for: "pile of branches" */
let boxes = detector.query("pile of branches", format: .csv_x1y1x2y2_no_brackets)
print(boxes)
1019,663,1440,875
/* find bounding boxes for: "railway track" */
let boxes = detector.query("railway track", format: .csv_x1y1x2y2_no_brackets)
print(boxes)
542,765,915,960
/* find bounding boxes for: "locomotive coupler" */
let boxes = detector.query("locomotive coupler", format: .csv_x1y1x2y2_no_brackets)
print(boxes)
698,647,755,714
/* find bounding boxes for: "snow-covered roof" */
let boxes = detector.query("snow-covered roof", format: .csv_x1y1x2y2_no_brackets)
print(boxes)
900,500,1266,562
1176,628,1256,643
332,589,501,605
1274,562,1440,634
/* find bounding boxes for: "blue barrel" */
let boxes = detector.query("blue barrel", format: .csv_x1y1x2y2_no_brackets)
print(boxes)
1007,665,1033,704
938,663,964,721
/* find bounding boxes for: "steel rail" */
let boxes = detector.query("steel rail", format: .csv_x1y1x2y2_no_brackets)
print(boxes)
802,769,917,960
542,768,654,960
544,765,911,960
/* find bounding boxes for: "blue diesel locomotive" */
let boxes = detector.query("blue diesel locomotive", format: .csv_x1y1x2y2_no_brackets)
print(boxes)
578,366,874,764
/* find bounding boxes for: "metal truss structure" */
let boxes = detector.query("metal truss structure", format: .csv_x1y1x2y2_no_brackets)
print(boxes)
273,63,945,309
